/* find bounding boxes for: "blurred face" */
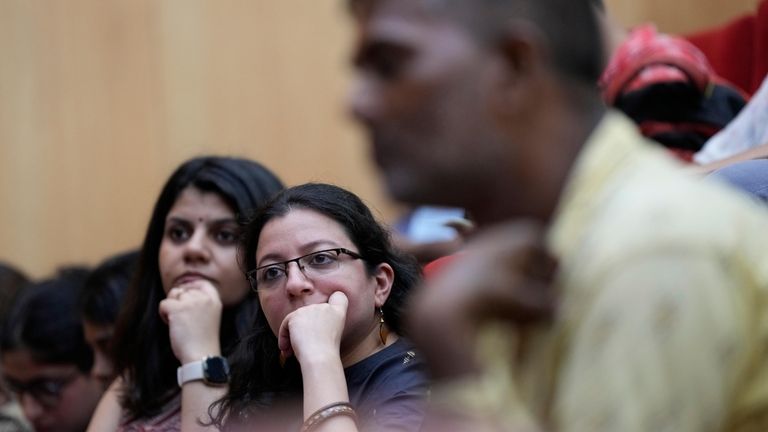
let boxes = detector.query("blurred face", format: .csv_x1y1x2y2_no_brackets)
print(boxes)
159,187,250,307
254,209,392,355
349,0,510,207
1,350,102,432
82,320,114,388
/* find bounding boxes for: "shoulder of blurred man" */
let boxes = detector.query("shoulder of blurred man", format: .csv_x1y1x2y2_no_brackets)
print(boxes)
444,109,768,431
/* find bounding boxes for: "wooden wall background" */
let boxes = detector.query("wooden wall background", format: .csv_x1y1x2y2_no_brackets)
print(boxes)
0,0,762,278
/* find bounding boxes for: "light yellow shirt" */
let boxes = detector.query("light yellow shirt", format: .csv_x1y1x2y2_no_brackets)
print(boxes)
439,111,768,432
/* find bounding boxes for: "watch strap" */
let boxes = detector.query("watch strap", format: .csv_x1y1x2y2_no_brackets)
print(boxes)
177,360,205,387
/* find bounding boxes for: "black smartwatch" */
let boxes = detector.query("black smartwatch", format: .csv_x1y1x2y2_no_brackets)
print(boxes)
177,356,230,387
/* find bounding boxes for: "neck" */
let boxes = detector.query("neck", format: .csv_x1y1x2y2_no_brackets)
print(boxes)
472,89,605,227
340,323,397,368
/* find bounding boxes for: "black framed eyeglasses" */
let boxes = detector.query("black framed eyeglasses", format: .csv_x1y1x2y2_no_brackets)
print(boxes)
4,372,80,408
246,248,363,292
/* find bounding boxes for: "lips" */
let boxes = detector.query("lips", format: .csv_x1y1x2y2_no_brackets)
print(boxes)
173,272,212,287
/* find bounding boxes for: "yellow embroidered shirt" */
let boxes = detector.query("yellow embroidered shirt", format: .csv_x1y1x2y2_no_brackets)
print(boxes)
439,111,768,432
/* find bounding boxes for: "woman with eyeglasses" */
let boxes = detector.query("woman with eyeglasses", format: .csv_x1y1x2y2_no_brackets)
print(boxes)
85,156,284,432
1,267,103,432
209,183,429,432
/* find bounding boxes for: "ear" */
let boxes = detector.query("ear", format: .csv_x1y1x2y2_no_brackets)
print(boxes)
371,263,395,307
489,20,548,115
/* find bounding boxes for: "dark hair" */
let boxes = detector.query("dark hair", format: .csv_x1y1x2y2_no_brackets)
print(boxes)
1,267,93,373
112,156,284,420
350,0,603,86
210,183,422,427
0,262,29,324
79,250,139,325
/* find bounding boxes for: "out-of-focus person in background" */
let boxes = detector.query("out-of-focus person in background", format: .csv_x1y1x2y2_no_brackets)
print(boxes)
1,268,102,432
347,0,768,430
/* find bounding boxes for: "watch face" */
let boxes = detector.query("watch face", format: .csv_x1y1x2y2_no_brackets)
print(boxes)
203,357,230,384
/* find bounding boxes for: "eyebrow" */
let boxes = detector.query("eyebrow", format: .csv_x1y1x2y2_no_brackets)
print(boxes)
256,240,342,267
165,216,238,225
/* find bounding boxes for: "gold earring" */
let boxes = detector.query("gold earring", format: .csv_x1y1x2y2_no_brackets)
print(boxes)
378,307,389,345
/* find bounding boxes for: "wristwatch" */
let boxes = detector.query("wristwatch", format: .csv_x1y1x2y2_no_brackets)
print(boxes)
177,356,230,387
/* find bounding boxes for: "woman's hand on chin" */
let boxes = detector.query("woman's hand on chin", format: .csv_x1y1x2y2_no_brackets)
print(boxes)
159,279,223,363
277,291,348,365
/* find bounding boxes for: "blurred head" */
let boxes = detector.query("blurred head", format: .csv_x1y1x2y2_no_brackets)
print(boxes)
112,156,284,419
348,0,603,209
1,268,102,432
79,250,138,387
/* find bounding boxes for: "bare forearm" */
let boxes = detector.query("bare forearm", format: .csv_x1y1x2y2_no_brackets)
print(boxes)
180,382,227,432
300,356,357,432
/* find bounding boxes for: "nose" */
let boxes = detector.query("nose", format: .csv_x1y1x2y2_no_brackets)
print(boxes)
91,352,114,386
18,392,44,422
283,261,313,298
183,230,210,264
348,75,380,127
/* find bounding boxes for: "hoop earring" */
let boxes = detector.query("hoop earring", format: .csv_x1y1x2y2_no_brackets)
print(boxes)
378,307,389,346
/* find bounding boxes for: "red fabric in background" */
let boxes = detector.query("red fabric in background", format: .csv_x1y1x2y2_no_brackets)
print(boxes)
685,0,768,96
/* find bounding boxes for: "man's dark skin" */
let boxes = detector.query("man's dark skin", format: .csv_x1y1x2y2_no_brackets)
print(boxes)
348,0,603,376
347,1,608,429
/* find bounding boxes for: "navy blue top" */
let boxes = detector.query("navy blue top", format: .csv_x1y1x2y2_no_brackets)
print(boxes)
345,338,429,432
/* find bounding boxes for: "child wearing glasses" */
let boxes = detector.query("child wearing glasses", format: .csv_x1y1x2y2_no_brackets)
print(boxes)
209,183,429,432
86,156,284,432
1,267,103,432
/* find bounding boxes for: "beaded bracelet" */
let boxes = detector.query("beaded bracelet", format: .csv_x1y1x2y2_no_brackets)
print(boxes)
300,401,357,432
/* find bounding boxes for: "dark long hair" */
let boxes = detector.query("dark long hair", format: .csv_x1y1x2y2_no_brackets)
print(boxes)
210,183,422,428
111,156,284,420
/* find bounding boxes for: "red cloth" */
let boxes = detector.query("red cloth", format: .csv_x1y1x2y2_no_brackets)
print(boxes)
600,24,714,106
598,24,748,160
685,0,768,96
422,254,461,280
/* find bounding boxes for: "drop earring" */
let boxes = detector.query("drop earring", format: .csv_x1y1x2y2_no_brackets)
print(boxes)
378,307,389,345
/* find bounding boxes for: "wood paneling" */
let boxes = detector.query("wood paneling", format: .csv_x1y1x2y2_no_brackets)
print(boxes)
0,0,390,277
1,0,762,277
606,0,761,34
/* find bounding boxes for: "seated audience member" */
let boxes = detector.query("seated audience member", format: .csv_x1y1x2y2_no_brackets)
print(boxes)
86,156,284,432
210,183,428,432
1,268,103,432
347,0,768,431
0,262,32,432
78,250,139,388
